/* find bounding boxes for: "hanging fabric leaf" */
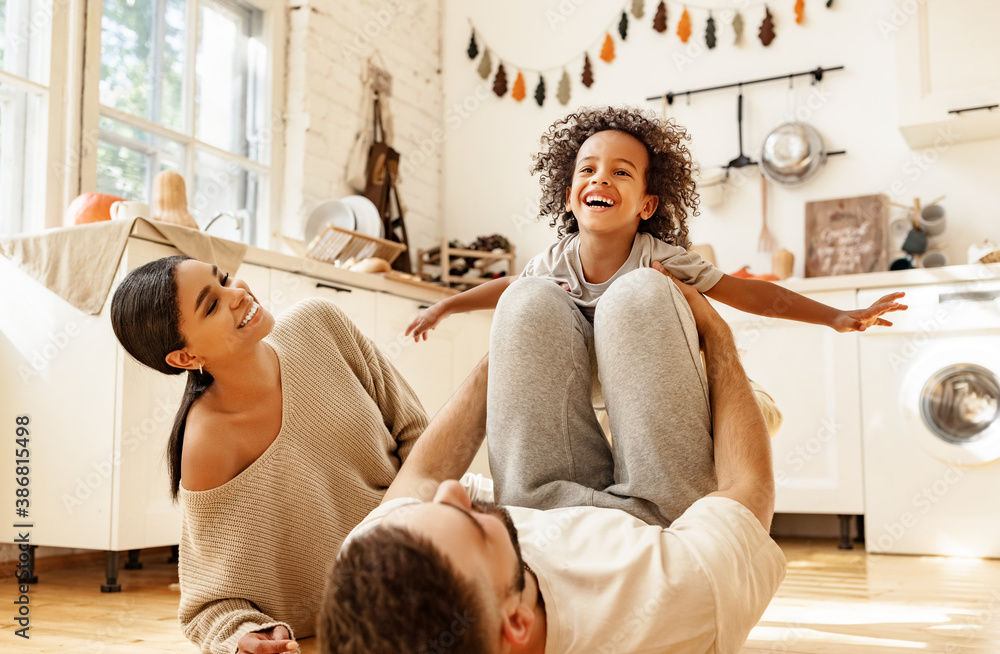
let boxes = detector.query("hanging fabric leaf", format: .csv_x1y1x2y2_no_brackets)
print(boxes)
477,49,492,79
732,10,744,45
534,75,546,106
653,1,667,32
759,6,775,46
493,62,508,97
631,0,645,19
511,70,526,102
582,54,594,88
600,33,616,62
557,69,571,105
677,7,692,43
794,0,805,24
618,11,629,40
467,29,478,59
706,12,717,49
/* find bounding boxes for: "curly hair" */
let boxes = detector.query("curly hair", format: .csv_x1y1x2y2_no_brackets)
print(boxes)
531,105,699,248
319,525,493,654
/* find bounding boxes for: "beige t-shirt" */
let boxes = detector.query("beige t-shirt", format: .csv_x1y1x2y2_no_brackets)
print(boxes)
522,232,724,320
343,477,786,654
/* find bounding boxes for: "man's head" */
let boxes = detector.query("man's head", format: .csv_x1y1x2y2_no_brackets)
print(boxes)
320,480,537,654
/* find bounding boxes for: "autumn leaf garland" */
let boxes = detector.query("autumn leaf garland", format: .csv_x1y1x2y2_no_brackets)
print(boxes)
466,1,830,105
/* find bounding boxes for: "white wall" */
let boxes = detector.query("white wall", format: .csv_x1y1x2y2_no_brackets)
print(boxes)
442,0,1000,278
282,0,444,261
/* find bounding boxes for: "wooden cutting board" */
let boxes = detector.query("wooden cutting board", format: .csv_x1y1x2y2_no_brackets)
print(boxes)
805,194,888,277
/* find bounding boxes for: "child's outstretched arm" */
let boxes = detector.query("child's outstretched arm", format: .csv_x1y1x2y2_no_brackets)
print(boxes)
702,273,908,333
405,275,519,341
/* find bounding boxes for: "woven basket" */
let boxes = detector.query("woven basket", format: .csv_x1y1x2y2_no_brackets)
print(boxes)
305,225,406,266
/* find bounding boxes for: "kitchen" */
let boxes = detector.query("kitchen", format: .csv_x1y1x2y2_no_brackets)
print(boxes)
2,0,1000,652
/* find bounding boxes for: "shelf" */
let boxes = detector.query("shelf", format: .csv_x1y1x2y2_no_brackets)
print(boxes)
417,239,517,289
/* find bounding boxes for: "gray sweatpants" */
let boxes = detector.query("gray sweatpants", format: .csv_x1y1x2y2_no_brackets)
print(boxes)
486,268,717,527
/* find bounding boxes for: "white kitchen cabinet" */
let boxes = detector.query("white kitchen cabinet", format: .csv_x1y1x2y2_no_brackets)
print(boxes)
269,269,378,337
451,311,494,478
894,0,1000,148
712,290,865,515
374,293,457,417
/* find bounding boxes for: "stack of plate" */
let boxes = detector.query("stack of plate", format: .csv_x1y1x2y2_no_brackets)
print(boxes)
303,195,383,246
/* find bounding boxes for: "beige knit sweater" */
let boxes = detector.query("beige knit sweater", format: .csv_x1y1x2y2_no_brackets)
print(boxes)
177,298,427,653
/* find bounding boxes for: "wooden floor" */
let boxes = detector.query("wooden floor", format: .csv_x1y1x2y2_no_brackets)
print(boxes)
2,540,999,653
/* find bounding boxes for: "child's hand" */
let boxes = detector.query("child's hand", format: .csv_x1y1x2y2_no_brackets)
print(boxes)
405,304,447,342
834,292,908,332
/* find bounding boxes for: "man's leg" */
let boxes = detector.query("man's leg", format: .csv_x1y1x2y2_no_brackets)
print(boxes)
593,268,718,526
487,277,614,509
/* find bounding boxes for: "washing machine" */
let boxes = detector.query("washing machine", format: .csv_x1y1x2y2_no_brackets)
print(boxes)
859,278,1000,558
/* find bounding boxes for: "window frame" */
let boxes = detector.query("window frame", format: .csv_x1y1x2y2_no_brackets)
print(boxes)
0,0,73,234
72,0,285,245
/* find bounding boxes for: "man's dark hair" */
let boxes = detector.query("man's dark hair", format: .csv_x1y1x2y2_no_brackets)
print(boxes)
319,525,493,654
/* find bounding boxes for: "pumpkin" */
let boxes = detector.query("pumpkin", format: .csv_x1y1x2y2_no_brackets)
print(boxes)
66,192,126,225
152,171,199,229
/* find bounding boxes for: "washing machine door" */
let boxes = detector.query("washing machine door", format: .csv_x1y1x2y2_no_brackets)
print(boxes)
906,351,1000,465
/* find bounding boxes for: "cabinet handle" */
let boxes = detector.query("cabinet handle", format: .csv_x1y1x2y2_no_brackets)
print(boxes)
316,282,352,293
947,104,998,115
938,290,1000,303
418,304,432,310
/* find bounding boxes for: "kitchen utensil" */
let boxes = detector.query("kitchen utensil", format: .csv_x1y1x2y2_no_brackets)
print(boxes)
901,228,929,255
890,217,911,245
342,195,384,239
890,255,915,270
758,175,774,252
920,204,946,236
772,248,794,279
109,201,150,221
759,121,828,186
303,199,355,245
726,91,755,171
922,250,948,268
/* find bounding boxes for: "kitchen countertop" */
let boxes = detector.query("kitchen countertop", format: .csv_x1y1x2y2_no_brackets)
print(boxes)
130,220,1000,300
777,262,1000,294
129,220,453,303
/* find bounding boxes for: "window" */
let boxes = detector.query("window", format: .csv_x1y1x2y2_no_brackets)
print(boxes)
82,0,280,245
0,0,54,234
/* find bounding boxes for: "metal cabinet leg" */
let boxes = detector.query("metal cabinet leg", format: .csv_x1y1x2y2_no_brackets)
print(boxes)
22,545,38,584
124,549,143,570
101,551,121,592
168,545,179,564
837,514,854,550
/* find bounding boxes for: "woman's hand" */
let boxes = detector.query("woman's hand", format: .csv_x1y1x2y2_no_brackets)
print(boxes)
236,625,298,653
833,291,908,332
405,303,448,342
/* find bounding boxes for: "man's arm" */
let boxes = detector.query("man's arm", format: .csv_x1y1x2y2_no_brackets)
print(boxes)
381,355,489,504
655,263,775,529
705,273,906,333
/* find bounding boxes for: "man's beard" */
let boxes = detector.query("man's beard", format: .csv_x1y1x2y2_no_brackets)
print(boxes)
471,499,526,593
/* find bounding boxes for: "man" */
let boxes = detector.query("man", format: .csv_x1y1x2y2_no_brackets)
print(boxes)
319,265,786,654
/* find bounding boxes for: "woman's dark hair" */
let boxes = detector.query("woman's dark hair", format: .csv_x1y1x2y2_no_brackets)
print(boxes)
110,255,212,500
531,105,699,248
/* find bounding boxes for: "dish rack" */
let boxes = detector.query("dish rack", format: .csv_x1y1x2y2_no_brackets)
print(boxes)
305,225,406,266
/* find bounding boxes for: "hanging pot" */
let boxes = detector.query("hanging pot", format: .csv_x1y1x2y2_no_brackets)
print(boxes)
759,121,827,186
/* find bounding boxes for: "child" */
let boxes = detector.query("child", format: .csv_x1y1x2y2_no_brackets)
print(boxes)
406,106,906,341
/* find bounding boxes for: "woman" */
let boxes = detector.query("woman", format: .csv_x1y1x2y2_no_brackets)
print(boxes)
111,255,428,654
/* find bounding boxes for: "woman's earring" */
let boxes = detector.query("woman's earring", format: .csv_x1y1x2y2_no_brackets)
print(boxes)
198,362,203,375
